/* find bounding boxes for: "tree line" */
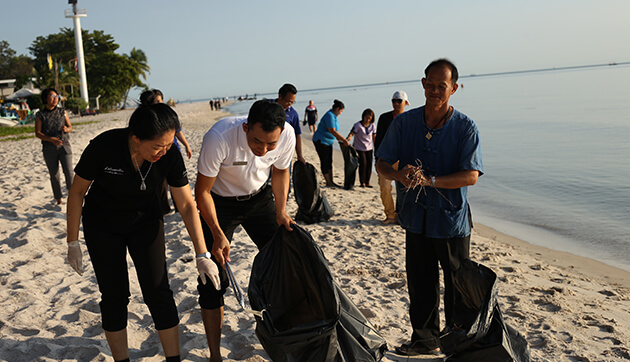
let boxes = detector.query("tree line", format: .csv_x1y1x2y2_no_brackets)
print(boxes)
1,28,149,111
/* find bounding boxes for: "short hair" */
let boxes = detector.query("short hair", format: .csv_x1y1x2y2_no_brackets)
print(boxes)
40,88,59,104
278,83,298,98
139,89,164,106
424,58,459,84
361,108,375,124
247,99,286,132
332,99,345,111
128,103,180,141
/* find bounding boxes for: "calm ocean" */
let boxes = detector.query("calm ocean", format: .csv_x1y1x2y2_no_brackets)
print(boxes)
221,65,630,272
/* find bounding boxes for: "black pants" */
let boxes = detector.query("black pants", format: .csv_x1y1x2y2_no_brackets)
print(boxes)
357,149,373,186
313,140,333,175
42,142,73,200
83,217,179,332
198,186,278,309
405,231,470,349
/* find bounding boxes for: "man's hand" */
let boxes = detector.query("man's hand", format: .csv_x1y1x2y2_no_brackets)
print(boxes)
396,165,429,189
298,155,306,164
277,212,294,231
210,234,231,267
196,257,221,289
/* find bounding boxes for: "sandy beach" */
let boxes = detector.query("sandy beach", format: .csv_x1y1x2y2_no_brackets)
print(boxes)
0,101,629,361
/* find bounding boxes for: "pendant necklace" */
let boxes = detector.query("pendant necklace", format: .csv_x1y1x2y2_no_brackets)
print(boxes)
131,145,152,191
426,106,452,140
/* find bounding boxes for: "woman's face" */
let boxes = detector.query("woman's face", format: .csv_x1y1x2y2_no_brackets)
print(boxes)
46,92,60,108
333,108,344,116
133,130,176,163
363,114,373,124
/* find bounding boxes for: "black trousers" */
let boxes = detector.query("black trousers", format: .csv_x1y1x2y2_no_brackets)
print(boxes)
357,149,373,186
42,142,73,200
83,217,179,332
198,186,278,309
405,231,470,349
313,140,333,174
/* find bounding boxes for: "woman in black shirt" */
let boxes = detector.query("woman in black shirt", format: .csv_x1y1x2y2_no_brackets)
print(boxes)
66,103,219,362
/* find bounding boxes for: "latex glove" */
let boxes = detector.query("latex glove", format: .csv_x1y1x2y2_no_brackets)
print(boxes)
67,240,83,276
197,257,220,290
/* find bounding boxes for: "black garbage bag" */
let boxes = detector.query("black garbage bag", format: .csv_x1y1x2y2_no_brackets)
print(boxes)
339,143,359,190
441,259,530,362
248,225,388,361
292,161,334,224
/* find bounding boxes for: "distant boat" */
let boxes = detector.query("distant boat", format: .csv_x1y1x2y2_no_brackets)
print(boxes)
0,117,19,127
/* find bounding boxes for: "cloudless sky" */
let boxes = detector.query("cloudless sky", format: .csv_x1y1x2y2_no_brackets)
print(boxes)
3,0,630,101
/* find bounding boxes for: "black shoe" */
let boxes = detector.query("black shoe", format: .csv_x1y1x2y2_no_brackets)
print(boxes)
395,341,441,356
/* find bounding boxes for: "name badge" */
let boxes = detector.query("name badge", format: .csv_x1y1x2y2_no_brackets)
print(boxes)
233,161,248,166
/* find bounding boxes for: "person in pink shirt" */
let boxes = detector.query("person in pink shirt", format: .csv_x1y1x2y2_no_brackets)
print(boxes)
346,108,376,187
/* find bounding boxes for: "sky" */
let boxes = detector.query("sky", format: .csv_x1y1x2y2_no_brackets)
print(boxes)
3,0,630,102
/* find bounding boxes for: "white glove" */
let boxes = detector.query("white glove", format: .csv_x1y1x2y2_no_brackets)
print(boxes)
67,240,84,276
196,256,220,290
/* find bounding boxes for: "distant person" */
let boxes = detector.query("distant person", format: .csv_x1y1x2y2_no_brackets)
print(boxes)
66,103,219,362
195,99,295,361
346,108,376,187
376,59,483,356
312,99,350,187
374,90,409,224
304,99,319,133
209,99,215,111
275,83,306,164
34,88,73,205
140,89,192,214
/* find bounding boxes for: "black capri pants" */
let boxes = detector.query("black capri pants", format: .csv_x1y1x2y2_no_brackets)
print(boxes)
83,217,179,332
198,186,278,310
313,140,333,174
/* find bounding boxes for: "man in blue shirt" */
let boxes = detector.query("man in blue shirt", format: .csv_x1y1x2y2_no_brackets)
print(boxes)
276,83,306,164
376,59,483,356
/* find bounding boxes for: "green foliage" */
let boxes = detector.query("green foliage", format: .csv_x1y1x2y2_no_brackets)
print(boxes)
28,28,147,110
0,41,34,81
26,94,43,110
64,97,88,113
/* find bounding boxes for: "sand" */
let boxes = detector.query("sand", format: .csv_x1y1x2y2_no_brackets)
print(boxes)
0,101,628,361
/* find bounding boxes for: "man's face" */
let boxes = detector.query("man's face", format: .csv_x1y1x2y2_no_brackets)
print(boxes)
277,93,296,110
392,98,406,112
421,65,458,108
242,122,282,157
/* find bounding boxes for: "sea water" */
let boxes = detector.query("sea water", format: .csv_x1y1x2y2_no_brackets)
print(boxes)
222,65,630,272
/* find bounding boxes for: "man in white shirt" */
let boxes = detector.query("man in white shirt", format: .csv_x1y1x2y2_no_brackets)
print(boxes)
195,99,296,361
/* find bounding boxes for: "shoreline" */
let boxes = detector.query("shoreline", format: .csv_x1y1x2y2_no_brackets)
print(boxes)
0,101,628,361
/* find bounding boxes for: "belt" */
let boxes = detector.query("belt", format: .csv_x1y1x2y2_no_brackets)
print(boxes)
212,183,268,202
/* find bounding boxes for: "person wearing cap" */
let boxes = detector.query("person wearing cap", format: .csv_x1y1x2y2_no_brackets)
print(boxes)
376,59,483,356
374,90,409,224
195,99,296,361
275,83,306,164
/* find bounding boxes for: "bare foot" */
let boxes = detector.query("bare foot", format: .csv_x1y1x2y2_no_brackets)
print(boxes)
56,198,63,205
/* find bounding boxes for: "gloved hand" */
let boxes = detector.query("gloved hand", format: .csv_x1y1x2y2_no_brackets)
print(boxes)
67,240,83,276
197,256,220,290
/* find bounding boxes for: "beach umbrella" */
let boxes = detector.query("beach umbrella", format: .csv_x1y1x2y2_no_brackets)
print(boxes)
6,88,41,100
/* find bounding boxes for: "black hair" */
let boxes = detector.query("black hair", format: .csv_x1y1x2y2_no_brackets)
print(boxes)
278,83,297,98
40,88,59,104
139,89,164,106
332,99,345,111
247,99,286,132
361,108,375,124
128,103,180,141
424,58,459,84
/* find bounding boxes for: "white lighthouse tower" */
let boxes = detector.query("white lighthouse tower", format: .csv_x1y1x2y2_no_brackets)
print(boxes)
65,0,89,105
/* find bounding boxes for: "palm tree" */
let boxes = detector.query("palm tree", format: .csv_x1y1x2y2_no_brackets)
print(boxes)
121,47,150,109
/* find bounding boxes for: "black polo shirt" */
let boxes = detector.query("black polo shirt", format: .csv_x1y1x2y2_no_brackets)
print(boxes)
75,128,188,231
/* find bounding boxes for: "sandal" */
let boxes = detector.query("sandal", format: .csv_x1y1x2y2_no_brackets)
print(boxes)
395,341,441,356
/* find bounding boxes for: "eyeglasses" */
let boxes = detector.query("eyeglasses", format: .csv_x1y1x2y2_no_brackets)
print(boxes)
392,99,403,104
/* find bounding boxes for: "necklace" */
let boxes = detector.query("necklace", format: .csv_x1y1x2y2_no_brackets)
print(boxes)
131,148,152,191
425,106,452,140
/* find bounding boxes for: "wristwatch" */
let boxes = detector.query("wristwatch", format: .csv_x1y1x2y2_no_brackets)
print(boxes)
430,176,436,187
196,252,211,260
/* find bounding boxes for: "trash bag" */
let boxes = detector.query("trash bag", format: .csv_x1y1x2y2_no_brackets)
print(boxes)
340,143,359,190
292,161,333,224
440,259,530,362
248,225,388,361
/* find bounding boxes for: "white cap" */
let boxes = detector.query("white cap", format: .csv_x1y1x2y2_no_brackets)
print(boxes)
392,90,409,104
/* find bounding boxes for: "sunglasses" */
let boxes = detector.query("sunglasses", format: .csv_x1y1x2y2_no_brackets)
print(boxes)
392,99,403,104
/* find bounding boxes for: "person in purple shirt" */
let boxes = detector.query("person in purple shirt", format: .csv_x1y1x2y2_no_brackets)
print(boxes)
275,83,305,164
346,108,376,187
